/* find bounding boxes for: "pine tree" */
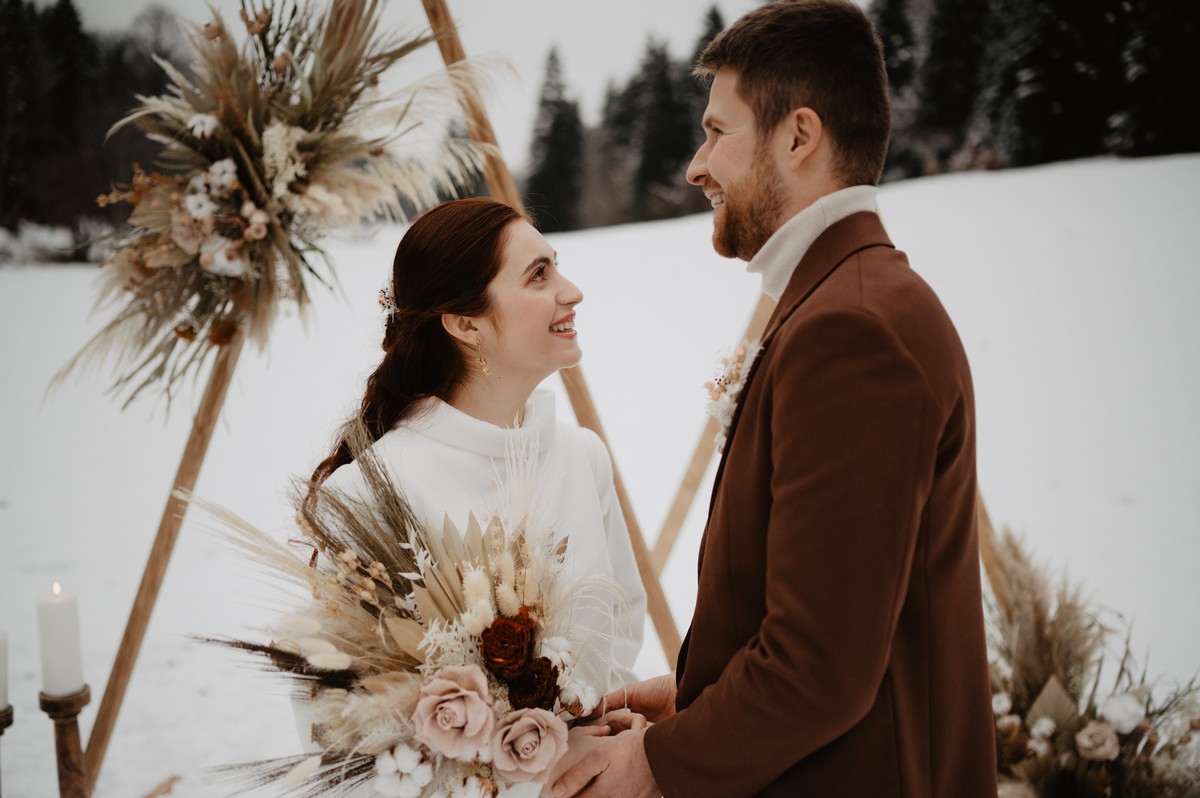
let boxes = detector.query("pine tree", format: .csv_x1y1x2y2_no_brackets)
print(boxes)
870,0,916,95
29,0,101,235
577,84,639,227
633,39,694,218
0,0,45,228
912,0,989,171
578,7,731,225
675,6,725,210
93,15,191,229
1112,0,1200,156
970,0,1124,168
39,0,98,146
525,48,584,232
869,0,921,180
681,6,725,129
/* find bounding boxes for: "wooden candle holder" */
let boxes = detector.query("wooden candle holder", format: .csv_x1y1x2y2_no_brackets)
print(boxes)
0,703,12,798
39,686,90,798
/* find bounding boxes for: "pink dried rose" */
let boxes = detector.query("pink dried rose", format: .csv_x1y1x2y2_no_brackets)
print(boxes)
411,665,495,760
490,708,569,784
1075,720,1120,761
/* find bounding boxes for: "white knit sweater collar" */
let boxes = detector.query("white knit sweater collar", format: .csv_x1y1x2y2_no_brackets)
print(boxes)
408,388,557,458
747,185,879,301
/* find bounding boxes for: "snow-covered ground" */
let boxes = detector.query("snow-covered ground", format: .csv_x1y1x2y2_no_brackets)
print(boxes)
2,154,1197,796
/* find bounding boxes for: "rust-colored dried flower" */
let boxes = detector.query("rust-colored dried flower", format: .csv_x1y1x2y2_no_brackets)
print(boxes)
1000,726,1031,768
96,163,165,209
1083,766,1112,795
174,323,198,342
507,657,558,711
272,52,290,72
482,607,534,681
256,9,270,24
203,21,223,40
208,318,239,346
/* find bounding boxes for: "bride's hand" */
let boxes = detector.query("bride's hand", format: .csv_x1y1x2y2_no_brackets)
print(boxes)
581,709,647,735
590,673,677,724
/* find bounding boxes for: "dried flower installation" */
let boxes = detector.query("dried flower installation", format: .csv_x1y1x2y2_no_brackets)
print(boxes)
59,0,491,407
986,529,1200,796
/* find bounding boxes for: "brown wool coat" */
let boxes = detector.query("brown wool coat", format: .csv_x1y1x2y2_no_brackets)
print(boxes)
643,212,997,797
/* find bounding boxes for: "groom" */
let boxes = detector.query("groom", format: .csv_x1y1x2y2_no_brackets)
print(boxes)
547,1,997,796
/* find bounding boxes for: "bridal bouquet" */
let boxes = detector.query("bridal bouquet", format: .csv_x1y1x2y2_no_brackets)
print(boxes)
985,529,1200,798
202,426,607,798
62,0,487,406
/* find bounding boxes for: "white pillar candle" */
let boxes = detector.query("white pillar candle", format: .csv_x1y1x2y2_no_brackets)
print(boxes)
36,583,84,697
0,630,8,708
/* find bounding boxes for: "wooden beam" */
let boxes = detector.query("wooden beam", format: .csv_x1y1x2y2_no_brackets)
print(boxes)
419,0,681,664
652,295,775,573
419,0,521,209
84,334,245,793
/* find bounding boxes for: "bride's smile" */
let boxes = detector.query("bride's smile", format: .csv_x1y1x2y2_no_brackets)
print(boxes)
469,219,584,387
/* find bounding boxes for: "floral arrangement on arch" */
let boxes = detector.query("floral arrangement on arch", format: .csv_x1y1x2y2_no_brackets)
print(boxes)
985,529,1200,798
201,424,618,798
60,0,489,405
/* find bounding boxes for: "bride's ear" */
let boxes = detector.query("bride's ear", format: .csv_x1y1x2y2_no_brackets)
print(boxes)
441,313,480,346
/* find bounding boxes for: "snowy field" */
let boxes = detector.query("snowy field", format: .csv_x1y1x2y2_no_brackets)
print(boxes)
2,154,1198,796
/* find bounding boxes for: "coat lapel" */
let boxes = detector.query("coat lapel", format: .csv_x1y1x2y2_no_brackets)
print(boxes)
704,212,895,513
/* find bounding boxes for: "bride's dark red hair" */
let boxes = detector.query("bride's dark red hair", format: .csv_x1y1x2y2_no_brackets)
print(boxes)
310,197,527,487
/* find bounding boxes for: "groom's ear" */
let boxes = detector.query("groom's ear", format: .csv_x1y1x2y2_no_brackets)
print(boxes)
783,106,824,169
441,313,480,346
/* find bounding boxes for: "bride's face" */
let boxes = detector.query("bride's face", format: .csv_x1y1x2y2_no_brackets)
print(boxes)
476,220,583,385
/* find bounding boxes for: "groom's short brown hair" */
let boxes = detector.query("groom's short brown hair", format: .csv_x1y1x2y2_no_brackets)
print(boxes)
695,0,891,186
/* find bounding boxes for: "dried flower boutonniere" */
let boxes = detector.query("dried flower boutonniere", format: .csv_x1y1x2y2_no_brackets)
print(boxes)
705,338,762,453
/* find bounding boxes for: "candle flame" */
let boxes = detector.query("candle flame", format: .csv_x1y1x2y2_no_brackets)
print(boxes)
53,581,62,597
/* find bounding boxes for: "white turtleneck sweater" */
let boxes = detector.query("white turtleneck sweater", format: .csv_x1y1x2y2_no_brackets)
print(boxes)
747,184,879,300
323,389,646,692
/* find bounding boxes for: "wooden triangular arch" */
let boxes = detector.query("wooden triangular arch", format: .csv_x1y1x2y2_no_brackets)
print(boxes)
81,2,683,791
80,2,1001,792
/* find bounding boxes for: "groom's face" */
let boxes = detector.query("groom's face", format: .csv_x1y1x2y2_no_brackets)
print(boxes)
687,69,786,261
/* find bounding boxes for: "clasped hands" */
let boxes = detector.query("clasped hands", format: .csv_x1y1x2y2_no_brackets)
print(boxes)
540,673,677,798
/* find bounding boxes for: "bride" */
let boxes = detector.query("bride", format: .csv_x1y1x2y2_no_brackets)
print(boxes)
302,197,646,795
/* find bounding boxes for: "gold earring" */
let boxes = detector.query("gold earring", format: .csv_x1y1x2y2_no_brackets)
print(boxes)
475,338,489,376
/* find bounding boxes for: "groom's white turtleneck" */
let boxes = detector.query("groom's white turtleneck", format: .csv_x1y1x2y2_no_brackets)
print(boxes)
746,184,879,301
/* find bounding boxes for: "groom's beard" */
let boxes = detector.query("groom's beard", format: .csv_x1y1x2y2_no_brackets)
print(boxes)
713,152,786,261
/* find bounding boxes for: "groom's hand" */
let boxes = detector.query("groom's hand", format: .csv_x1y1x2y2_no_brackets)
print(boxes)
541,727,659,798
590,672,677,724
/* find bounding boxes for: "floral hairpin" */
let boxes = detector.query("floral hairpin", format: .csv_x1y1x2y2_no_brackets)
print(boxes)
378,282,398,316
705,338,761,453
